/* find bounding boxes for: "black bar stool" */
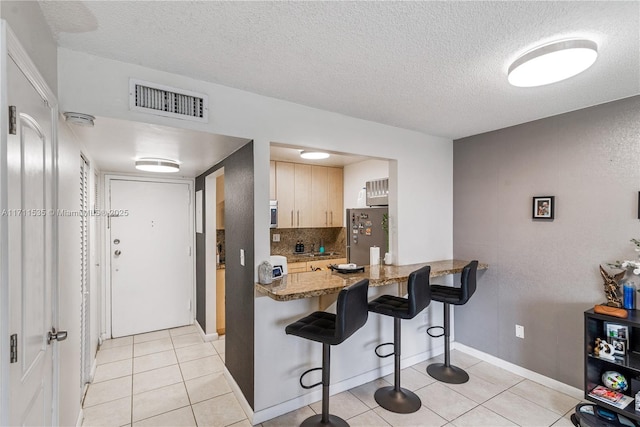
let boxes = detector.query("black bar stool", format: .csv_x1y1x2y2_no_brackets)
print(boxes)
367,265,431,413
285,279,370,427
426,260,478,384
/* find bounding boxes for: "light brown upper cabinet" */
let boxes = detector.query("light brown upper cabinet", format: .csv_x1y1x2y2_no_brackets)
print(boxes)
275,162,311,228
311,166,329,227
274,161,343,228
327,167,344,227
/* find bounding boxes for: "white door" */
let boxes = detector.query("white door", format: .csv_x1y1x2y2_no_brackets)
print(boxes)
109,179,192,337
6,56,55,426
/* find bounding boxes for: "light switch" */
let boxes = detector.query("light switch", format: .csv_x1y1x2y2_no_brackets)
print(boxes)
240,249,245,266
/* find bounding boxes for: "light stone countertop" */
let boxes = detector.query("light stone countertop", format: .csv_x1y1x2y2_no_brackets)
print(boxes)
255,259,488,301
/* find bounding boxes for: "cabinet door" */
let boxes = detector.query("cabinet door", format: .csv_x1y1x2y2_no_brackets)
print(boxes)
311,166,329,227
294,164,312,227
327,167,344,227
269,161,276,200
288,262,307,273
276,162,295,228
216,269,225,335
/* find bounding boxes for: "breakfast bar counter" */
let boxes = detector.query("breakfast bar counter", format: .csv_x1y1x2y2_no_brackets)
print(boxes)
256,259,488,301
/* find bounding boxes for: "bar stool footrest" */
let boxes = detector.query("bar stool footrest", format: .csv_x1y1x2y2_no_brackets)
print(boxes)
426,325,444,338
300,413,349,427
374,342,395,358
299,367,323,390
374,386,422,414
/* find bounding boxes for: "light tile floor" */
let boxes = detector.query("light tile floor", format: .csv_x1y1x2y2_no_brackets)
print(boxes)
82,326,580,426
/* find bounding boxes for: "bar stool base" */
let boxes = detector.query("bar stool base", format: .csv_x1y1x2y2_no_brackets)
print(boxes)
427,363,469,384
374,386,422,414
301,414,349,427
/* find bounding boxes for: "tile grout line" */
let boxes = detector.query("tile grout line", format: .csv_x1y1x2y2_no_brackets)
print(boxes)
171,327,200,426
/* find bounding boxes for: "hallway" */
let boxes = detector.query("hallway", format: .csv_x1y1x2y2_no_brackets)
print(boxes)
82,325,580,426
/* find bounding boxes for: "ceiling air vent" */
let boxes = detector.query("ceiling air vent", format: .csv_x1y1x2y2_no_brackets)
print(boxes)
129,79,209,123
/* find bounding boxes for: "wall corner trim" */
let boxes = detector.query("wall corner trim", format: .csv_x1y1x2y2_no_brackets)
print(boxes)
195,320,218,342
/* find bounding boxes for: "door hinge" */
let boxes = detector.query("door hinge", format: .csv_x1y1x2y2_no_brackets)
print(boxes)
9,106,17,135
10,334,17,363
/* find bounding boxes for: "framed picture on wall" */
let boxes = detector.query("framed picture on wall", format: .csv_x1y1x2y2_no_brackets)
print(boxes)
532,196,554,219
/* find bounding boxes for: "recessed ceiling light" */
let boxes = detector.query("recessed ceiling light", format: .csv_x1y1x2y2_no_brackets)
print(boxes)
63,112,95,127
135,158,180,173
508,39,598,87
300,151,330,160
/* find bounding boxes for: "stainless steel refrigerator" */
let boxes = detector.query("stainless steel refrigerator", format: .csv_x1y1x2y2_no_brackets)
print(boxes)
346,207,388,265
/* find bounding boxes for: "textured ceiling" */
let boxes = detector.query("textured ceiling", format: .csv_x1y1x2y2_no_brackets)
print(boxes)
40,1,640,139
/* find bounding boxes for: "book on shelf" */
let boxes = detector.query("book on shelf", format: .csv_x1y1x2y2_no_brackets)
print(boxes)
588,385,634,409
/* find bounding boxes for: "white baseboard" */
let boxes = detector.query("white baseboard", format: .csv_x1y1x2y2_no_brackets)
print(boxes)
251,346,444,425
250,342,582,424
195,321,218,342
453,342,583,400
75,408,83,427
89,358,97,383
224,366,255,424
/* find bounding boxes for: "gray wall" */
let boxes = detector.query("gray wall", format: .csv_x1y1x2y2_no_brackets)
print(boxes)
453,96,640,388
195,141,255,408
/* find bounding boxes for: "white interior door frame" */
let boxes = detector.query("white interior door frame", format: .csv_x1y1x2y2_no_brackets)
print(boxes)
0,21,59,425
205,168,224,338
102,174,195,339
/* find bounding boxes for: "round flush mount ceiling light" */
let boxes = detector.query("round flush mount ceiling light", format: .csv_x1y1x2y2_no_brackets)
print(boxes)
508,39,598,87
63,112,95,127
135,158,180,173
300,150,330,160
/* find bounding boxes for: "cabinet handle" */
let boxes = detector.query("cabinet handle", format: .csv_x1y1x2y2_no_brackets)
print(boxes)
330,211,333,226
325,211,328,227
290,210,294,227
297,210,300,227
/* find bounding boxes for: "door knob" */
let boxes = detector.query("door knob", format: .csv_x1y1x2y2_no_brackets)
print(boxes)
48,327,68,344
114,249,122,256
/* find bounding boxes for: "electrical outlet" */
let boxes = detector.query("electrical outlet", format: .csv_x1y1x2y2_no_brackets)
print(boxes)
240,249,245,266
272,233,280,242
515,324,524,339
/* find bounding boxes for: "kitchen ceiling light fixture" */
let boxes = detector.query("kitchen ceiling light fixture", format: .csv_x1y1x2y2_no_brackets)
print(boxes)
300,150,330,160
508,39,598,87
63,112,95,127
135,158,180,173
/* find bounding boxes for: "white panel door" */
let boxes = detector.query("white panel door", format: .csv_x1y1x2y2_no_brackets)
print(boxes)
109,180,192,337
7,56,55,426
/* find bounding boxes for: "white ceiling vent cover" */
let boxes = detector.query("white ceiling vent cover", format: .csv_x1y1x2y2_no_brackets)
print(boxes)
129,79,208,123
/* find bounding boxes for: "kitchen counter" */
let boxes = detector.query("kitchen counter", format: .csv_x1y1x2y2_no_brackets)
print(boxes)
256,259,487,301
282,252,344,263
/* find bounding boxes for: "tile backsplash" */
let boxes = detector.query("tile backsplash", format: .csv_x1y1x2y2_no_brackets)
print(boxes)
270,227,346,257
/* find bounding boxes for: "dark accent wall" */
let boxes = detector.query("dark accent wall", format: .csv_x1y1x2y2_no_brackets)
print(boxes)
453,96,640,388
195,177,206,330
195,141,255,408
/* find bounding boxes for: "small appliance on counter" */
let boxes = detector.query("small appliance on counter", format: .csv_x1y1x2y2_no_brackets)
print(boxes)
269,255,288,276
345,206,388,266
